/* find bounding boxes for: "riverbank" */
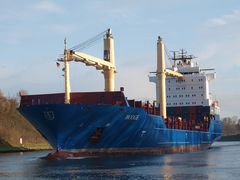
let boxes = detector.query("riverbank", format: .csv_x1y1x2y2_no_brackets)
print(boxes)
219,134,240,141
0,143,52,153
0,95,52,153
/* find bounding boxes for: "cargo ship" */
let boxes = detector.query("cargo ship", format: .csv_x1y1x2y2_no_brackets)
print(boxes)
18,29,222,159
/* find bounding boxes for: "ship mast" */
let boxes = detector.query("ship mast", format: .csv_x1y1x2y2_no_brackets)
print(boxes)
149,37,183,118
103,29,115,91
156,36,167,118
64,38,71,104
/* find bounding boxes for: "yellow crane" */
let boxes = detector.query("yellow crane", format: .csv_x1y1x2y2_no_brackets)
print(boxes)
62,29,116,104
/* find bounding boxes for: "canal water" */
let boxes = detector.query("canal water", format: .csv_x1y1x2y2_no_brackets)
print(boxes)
0,142,240,179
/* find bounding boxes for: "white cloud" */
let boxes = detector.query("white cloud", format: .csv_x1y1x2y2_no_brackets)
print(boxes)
199,9,240,65
48,24,75,34
196,44,219,62
208,18,226,27
34,1,63,13
206,10,240,28
196,10,240,117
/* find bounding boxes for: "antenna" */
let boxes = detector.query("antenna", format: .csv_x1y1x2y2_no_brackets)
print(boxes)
170,50,179,67
64,38,67,50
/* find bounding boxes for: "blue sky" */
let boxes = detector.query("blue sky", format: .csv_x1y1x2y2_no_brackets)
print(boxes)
0,0,240,117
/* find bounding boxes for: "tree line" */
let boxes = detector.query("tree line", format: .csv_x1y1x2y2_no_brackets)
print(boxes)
221,116,240,136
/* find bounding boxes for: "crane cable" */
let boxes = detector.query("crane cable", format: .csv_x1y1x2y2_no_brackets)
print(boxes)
164,45,173,67
70,29,108,51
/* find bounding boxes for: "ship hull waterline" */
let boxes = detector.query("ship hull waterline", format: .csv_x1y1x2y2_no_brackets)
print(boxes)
47,144,212,160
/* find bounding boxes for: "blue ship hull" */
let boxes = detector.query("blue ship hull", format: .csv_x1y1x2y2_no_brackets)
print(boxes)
18,103,222,155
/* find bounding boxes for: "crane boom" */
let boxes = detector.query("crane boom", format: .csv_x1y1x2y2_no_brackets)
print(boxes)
69,51,116,70
165,69,183,78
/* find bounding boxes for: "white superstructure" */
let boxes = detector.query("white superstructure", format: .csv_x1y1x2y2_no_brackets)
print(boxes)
149,45,220,116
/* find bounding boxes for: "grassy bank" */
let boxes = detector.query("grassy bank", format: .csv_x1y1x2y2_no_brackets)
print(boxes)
0,94,51,153
219,134,240,141
0,144,23,153
0,144,52,153
0,142,52,153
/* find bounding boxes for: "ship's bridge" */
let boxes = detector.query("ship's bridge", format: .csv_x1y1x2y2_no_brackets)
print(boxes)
150,47,219,116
